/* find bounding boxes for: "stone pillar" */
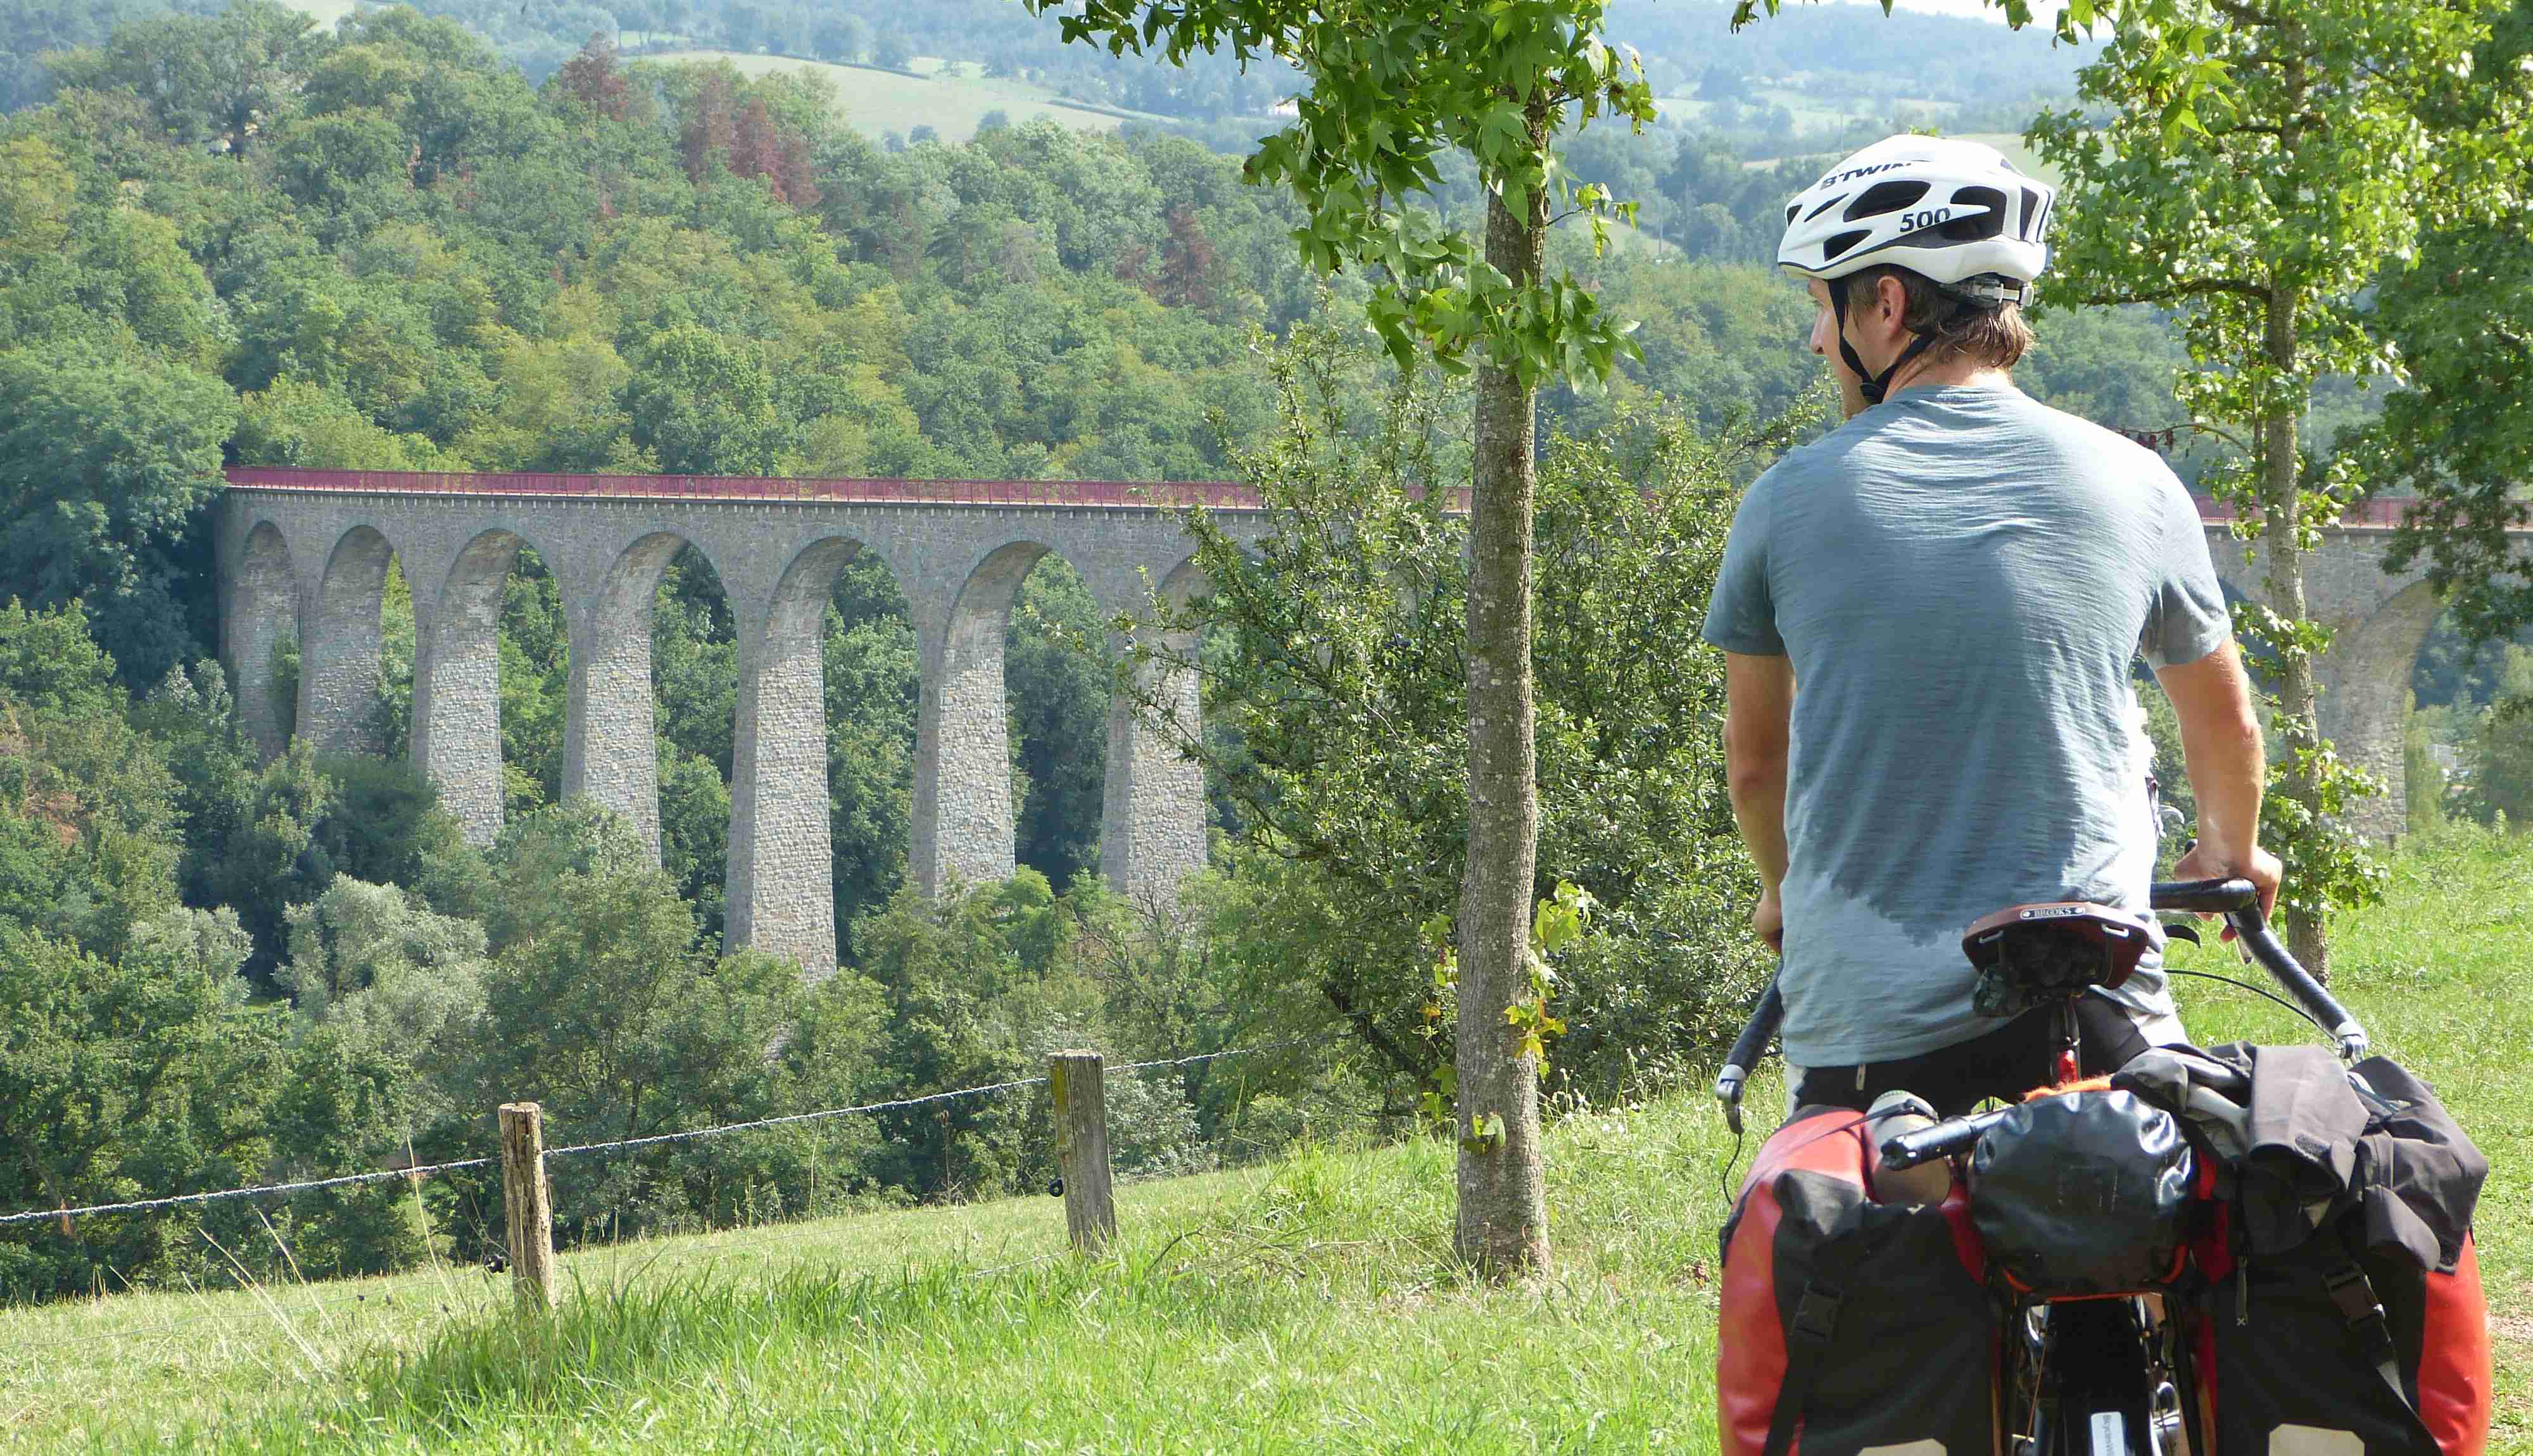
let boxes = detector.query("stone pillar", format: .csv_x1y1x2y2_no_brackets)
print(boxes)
299,525,394,756
410,532,519,846
725,541,858,976
1101,643,1208,910
223,517,298,763
2314,579,2441,844
911,544,1040,897
561,534,682,860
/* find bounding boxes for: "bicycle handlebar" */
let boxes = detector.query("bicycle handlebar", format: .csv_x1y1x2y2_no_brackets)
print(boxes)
2227,913,2371,1062
1712,876,2373,1134
1712,979,1783,1136
2145,876,2259,913
1880,1105,2014,1170
2147,879,2370,1062
1871,881,2373,1169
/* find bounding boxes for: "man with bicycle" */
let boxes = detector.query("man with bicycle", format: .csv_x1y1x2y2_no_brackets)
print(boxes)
1702,135,2283,1119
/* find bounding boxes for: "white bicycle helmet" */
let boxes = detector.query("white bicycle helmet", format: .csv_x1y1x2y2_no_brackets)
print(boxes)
1778,135,2055,402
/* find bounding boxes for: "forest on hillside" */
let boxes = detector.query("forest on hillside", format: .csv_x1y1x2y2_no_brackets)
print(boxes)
3,0,2528,1303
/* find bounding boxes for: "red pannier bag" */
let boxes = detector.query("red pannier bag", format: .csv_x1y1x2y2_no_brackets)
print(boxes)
2168,1048,2492,1456
1717,1106,1997,1456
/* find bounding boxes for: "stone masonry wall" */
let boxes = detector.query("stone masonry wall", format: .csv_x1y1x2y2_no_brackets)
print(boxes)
222,520,296,761
2201,526,2437,843
411,531,519,844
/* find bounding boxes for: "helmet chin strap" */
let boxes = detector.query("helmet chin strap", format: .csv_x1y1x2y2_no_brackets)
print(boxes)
1829,275,1938,406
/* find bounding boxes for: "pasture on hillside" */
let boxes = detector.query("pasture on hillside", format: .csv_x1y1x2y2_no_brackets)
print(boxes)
648,52,1175,144
2,827,2524,1452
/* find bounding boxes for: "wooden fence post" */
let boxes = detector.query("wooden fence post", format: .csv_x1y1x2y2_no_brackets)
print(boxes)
1048,1051,1116,1254
498,1101,558,1312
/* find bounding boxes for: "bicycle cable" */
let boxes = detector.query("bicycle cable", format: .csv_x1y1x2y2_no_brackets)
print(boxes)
1719,1122,1745,1207
2151,968,2329,1033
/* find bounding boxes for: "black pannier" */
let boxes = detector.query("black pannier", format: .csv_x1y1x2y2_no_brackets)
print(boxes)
1717,1106,1998,1456
2120,1046,2494,1456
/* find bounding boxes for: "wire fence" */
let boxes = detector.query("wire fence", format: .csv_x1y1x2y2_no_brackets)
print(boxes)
0,1042,1306,1231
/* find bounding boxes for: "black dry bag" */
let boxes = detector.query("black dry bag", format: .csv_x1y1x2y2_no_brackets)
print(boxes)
1968,1086,2194,1296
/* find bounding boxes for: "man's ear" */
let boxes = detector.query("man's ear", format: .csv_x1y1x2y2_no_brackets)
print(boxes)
1875,273,1909,327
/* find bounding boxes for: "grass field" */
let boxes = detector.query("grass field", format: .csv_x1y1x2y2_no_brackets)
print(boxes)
3,825,2524,1451
646,51,1174,145
275,0,358,32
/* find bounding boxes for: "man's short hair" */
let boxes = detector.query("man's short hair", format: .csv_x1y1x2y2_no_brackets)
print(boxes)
1849,264,2034,372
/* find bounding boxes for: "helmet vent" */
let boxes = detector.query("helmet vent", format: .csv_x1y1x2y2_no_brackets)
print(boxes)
1939,186,2009,242
1784,203,1800,224
1802,193,1847,222
1821,229,1871,262
2019,187,2042,237
1843,179,1930,221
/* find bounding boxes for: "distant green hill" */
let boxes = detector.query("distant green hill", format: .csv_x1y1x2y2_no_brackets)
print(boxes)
1959,130,2064,186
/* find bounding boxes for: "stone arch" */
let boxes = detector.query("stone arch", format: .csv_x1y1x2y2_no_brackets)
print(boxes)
2316,577,2442,843
2190,531,2438,842
1156,555,1211,613
1100,555,1212,908
562,531,694,858
412,528,566,846
301,524,398,756
913,541,1057,898
726,536,875,976
225,518,298,762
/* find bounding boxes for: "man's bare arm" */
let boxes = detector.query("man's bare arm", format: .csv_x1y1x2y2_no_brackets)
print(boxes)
1724,651,1796,946
2154,641,2282,917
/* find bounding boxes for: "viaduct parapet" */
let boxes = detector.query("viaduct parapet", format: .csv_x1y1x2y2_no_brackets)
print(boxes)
217,470,1265,974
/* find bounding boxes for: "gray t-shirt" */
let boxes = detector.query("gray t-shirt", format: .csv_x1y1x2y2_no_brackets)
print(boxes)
1701,382,2232,1066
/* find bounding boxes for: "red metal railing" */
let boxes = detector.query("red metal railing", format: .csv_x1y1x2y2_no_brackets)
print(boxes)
222,467,1268,510
222,470,2452,532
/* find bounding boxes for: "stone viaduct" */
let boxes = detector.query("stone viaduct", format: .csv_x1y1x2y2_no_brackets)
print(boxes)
215,470,2508,972
2189,496,2496,846
216,468,1268,974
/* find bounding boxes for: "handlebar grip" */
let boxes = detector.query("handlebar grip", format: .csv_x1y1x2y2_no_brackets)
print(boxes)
1879,1107,2011,1170
2149,877,2260,913
1724,978,1783,1083
1713,978,1784,1136
2229,912,2372,1061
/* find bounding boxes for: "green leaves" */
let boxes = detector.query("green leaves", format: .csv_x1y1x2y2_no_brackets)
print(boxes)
2031,0,2522,945
1025,0,1655,391
0,343,236,687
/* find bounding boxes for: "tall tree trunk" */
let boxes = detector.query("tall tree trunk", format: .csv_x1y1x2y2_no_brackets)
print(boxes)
2261,283,2330,981
1454,157,1550,1274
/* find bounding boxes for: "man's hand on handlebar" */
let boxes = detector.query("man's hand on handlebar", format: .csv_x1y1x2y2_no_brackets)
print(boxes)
1752,884,1784,953
2168,841,2281,939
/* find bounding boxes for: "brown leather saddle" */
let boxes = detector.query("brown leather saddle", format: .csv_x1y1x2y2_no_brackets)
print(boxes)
1962,901,2157,1019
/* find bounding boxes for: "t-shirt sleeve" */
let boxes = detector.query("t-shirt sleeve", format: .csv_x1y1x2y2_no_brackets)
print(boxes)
2141,475,2232,670
1702,472,1786,657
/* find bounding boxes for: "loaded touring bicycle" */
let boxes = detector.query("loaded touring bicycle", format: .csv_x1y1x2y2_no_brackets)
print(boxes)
1711,878,2492,1456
